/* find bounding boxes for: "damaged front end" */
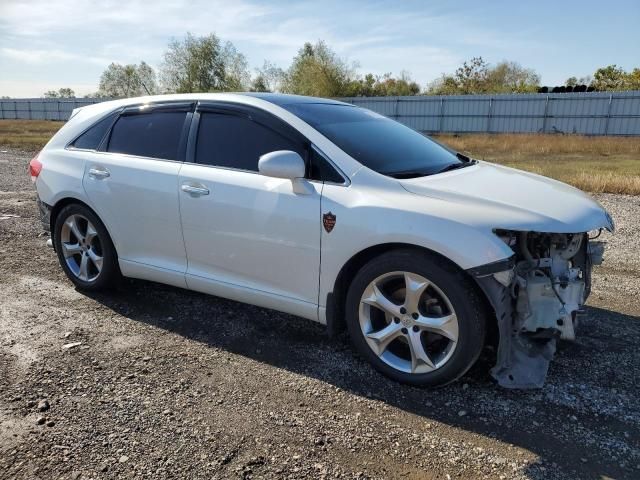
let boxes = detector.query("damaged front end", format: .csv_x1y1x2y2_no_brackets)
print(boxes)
471,230,608,388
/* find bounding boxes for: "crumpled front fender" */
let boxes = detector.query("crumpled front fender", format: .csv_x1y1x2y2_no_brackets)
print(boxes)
473,275,556,389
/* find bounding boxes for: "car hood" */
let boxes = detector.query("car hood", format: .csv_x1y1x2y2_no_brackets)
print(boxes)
398,161,614,233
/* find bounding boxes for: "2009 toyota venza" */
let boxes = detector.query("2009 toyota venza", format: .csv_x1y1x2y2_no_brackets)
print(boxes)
31,93,614,388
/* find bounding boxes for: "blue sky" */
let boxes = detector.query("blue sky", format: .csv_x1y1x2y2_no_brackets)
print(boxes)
0,0,638,97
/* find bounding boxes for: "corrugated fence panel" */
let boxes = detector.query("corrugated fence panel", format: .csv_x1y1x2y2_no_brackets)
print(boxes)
341,91,640,136
545,95,609,135
2,92,640,135
396,98,441,131
490,96,546,133
0,98,108,121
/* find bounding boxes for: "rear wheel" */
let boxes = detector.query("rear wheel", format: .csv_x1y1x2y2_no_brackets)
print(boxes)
53,203,120,291
345,249,486,387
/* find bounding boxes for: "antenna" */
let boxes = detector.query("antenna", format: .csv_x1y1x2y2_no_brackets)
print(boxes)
140,80,151,95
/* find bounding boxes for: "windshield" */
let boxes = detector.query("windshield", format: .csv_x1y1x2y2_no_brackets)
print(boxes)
283,103,463,177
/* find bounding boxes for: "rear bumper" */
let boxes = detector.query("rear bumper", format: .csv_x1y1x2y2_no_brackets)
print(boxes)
36,196,51,233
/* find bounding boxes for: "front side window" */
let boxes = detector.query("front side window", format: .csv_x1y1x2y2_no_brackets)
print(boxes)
107,111,188,160
195,112,305,172
308,148,344,183
283,103,464,178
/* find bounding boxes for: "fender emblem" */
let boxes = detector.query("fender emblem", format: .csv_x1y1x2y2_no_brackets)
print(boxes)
323,212,336,233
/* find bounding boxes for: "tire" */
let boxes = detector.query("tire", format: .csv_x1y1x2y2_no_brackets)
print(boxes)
345,249,486,387
53,203,120,291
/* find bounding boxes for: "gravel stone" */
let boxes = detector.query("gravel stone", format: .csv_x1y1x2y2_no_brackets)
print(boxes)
0,148,638,480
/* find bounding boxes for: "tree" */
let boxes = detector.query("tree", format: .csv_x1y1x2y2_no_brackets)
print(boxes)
160,33,249,93
281,41,358,97
589,65,640,91
486,61,540,93
250,61,285,93
426,57,540,95
427,57,489,95
43,88,75,98
565,76,578,87
591,65,627,91
426,74,460,95
346,71,421,97
626,68,640,90
250,76,269,92
83,91,111,99
565,75,591,87
98,62,157,98
454,57,490,94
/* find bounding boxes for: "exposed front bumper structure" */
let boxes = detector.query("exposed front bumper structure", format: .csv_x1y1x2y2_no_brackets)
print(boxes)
469,232,606,389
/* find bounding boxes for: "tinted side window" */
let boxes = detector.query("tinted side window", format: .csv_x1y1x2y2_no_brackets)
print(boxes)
107,111,187,160
196,113,304,171
308,148,344,183
71,112,118,150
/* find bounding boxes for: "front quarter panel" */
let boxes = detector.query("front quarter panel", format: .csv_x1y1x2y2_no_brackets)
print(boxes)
318,180,514,310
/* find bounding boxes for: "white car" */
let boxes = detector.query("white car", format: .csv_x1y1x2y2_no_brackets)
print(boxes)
31,93,614,388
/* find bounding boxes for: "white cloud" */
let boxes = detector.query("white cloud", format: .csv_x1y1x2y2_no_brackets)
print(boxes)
0,0,274,37
0,47,110,66
0,80,98,98
0,0,548,96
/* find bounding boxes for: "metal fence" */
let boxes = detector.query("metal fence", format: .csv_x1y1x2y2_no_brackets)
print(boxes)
2,91,640,135
0,98,106,121
340,91,640,136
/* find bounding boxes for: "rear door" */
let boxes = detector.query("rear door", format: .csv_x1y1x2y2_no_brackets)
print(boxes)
81,103,192,279
178,104,322,317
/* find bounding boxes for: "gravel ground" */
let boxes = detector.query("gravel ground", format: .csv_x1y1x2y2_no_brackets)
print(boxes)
1,147,639,480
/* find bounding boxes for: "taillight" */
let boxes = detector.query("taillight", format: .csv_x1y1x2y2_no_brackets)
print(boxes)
29,153,42,183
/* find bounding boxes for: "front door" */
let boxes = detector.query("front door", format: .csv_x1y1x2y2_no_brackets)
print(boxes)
178,107,322,318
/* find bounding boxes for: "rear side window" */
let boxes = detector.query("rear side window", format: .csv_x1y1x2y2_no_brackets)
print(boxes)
71,112,118,150
107,111,187,160
196,113,304,171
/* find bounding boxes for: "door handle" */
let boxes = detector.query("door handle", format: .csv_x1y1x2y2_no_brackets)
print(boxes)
181,182,210,197
88,166,110,179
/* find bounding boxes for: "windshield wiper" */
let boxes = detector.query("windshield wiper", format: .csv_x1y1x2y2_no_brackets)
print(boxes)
434,160,476,174
385,158,476,179
386,170,429,179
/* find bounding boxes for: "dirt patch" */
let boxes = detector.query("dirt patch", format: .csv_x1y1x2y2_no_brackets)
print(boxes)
0,148,639,479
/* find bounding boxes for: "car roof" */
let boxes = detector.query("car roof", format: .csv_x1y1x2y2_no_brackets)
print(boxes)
237,92,352,107
73,92,354,122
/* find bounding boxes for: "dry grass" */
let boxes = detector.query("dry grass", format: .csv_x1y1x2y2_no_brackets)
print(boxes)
0,121,638,194
0,120,64,151
435,134,640,195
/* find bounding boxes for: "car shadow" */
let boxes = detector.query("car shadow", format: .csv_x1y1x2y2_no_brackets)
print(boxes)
84,278,639,480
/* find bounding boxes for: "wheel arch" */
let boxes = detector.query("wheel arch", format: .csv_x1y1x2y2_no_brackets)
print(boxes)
49,197,118,259
325,243,497,342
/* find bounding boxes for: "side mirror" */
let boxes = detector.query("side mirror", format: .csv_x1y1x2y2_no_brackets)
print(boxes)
258,150,312,194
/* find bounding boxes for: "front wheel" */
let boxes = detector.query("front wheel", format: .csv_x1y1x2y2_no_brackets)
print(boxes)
53,203,120,291
345,250,486,387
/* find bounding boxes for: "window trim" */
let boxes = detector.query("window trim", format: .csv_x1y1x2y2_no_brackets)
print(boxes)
99,102,195,161
309,144,350,187
65,108,123,152
188,101,349,185
64,99,349,186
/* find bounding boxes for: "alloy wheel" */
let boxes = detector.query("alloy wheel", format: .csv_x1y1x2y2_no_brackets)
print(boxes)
358,271,459,374
59,213,104,282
